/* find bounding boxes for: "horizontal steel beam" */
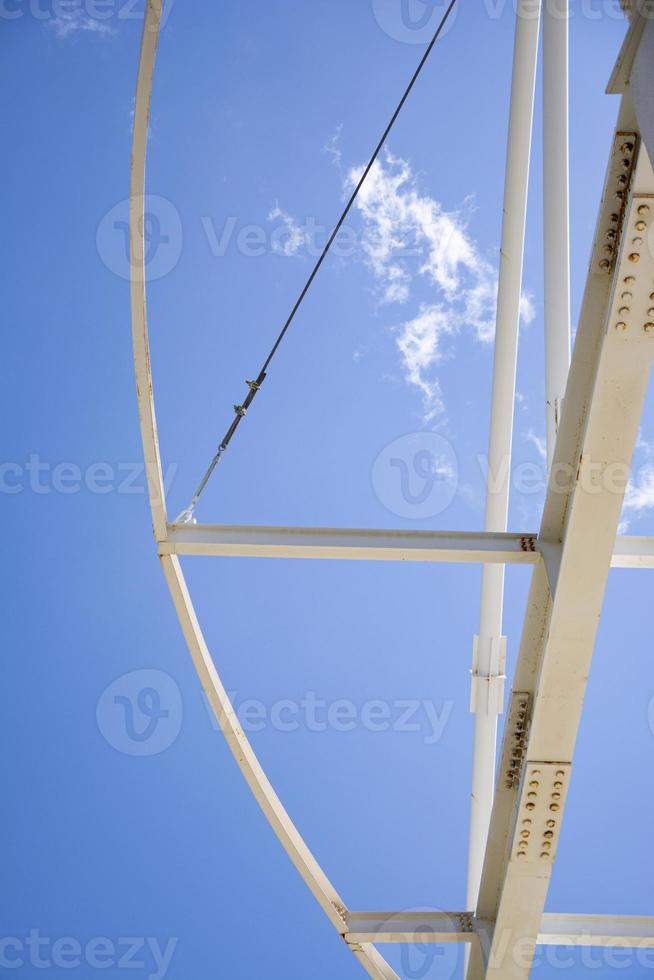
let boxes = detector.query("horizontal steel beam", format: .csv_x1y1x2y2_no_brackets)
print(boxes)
611,534,654,567
344,912,654,948
160,524,654,568
160,525,540,563
345,912,483,945
539,913,654,948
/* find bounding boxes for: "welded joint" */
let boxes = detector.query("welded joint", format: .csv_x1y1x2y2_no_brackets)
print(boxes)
334,902,349,935
539,539,563,597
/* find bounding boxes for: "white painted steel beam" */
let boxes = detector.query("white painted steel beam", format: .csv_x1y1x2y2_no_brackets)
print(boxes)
543,0,571,465
612,534,654,567
538,913,654,948
345,912,481,945
130,0,167,540
467,112,654,980
129,5,400,980
343,912,654,948
160,524,654,568
467,0,542,918
160,525,540,564
160,551,402,980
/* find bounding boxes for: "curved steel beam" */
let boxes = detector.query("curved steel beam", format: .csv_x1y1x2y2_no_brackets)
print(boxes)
129,4,398,978
130,0,167,540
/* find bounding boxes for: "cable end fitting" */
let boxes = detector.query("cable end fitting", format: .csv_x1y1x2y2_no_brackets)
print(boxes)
174,505,197,526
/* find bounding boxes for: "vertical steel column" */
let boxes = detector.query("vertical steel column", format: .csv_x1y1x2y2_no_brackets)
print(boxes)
466,0,541,916
543,0,571,466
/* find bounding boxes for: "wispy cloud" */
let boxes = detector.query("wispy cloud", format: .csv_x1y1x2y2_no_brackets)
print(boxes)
324,125,343,170
525,429,547,463
48,9,115,39
267,205,305,257
395,306,454,419
346,151,534,419
624,468,654,514
620,431,654,531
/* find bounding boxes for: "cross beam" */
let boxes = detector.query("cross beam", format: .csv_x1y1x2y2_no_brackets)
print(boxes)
343,912,654,948
160,524,654,567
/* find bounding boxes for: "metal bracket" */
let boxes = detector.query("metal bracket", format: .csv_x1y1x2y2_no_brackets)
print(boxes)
470,635,507,716
539,540,563,597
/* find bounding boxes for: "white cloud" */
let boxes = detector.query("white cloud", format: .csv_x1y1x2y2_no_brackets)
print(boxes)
619,430,654,531
345,152,533,418
623,465,654,525
395,306,454,419
267,205,305,257
324,125,343,170
520,293,536,326
525,429,547,463
48,8,114,38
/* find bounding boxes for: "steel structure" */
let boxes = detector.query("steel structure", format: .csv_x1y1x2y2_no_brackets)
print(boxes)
130,3,654,978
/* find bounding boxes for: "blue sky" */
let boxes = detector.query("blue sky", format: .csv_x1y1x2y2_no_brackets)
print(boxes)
3,2,654,979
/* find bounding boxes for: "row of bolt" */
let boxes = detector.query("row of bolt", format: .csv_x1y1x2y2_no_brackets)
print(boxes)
616,203,654,333
504,699,529,789
599,139,635,273
516,767,566,861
